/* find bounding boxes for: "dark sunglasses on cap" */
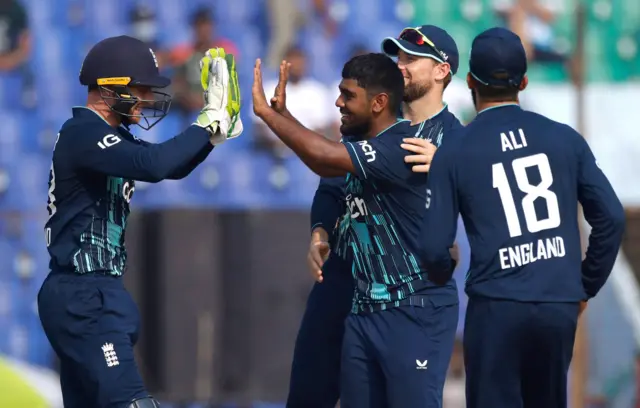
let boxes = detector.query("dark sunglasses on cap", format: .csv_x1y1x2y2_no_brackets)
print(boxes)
398,27,449,63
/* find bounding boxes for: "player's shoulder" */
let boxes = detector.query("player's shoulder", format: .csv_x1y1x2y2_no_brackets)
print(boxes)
412,106,463,145
521,109,585,146
441,107,463,129
533,110,580,134
57,107,143,155
439,110,464,143
380,119,413,139
436,125,469,157
59,107,118,142
520,109,565,126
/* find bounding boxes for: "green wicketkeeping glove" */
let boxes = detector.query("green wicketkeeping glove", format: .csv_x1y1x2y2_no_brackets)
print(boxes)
194,48,243,145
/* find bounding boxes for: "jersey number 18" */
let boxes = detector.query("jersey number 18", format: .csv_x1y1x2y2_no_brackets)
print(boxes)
492,153,561,238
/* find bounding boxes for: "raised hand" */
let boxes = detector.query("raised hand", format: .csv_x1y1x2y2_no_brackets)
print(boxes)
252,58,271,118
270,60,291,113
194,48,244,143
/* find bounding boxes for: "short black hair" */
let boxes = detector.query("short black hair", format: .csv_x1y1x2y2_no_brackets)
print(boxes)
473,71,520,102
341,53,404,114
474,84,519,102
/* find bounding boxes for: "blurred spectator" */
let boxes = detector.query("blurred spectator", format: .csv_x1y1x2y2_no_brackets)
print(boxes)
443,338,465,408
129,4,158,48
0,0,30,71
128,4,169,68
265,0,301,69
494,0,568,65
311,0,337,37
170,6,238,125
265,0,336,69
253,45,334,157
494,0,584,84
129,4,169,68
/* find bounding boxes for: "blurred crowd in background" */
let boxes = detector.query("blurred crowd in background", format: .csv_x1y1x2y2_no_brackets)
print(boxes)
0,0,639,407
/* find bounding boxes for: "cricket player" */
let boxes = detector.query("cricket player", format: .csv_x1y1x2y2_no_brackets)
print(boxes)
37,35,242,408
284,25,464,408
257,59,355,407
284,24,462,408
287,175,354,407
419,27,626,408
254,52,459,407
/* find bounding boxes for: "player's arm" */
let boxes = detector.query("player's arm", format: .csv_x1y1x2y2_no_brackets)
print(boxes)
255,103,414,184
253,59,413,181
72,126,214,183
136,138,214,180
307,175,345,281
418,144,460,284
575,133,626,299
311,175,346,235
253,107,355,177
167,144,214,179
73,48,242,182
252,60,353,177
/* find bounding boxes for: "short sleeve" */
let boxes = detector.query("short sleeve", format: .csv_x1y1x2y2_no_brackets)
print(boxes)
344,127,411,183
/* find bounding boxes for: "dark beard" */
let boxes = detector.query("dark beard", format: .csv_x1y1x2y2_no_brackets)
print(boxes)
340,120,371,138
403,82,430,102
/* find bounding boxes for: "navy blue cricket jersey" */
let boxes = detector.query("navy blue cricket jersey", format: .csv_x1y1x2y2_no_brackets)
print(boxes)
335,106,463,313
420,104,625,302
45,107,214,275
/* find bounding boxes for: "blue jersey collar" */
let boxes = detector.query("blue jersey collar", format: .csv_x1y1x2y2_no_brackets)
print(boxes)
477,103,520,116
375,119,410,137
72,106,137,140
72,106,113,125
428,103,448,120
413,103,449,138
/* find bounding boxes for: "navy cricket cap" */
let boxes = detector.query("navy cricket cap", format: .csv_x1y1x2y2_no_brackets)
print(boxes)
79,35,170,88
381,25,459,75
469,27,527,88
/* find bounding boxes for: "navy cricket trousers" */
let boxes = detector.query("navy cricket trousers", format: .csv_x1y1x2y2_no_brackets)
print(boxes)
340,300,459,408
38,272,149,408
464,297,580,408
287,254,354,408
